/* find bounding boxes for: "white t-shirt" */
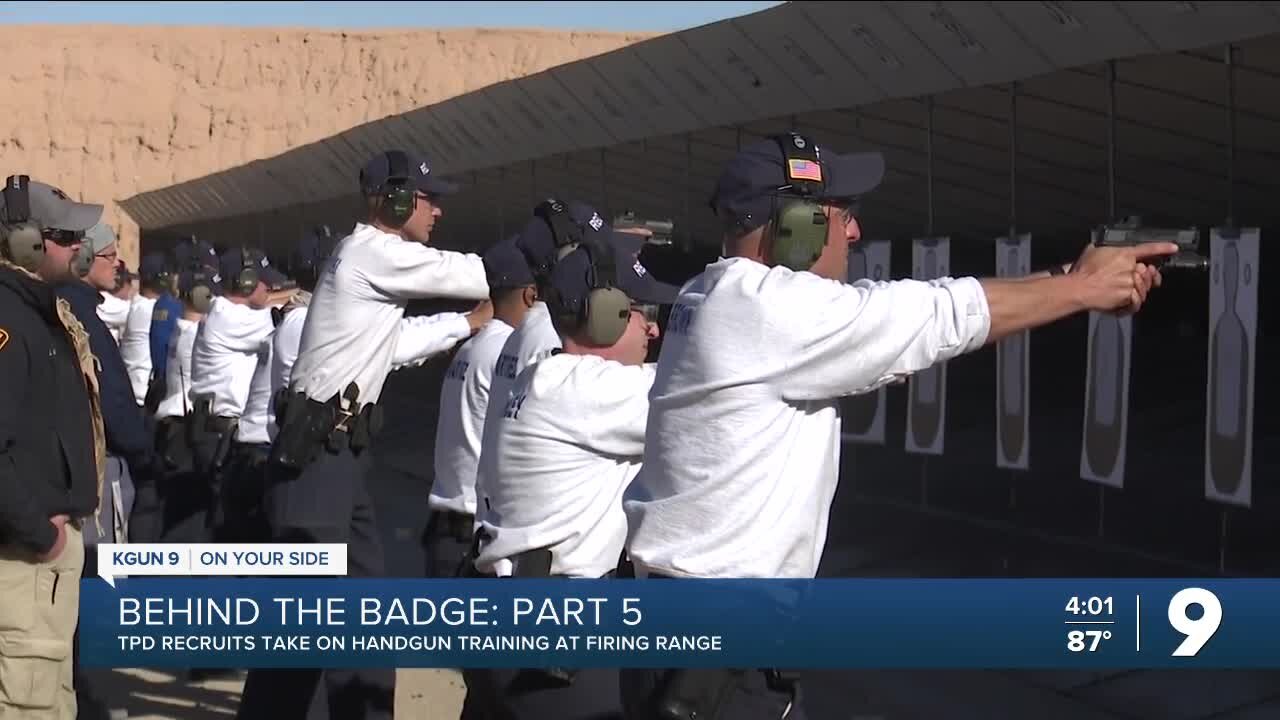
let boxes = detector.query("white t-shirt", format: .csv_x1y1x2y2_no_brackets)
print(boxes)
476,353,655,578
119,294,158,405
473,303,562,516
289,223,488,408
189,297,276,419
430,318,515,516
98,292,131,344
154,318,199,421
622,257,992,579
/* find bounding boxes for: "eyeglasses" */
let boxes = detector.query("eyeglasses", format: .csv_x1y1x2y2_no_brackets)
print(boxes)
829,199,860,225
630,303,659,324
97,250,118,262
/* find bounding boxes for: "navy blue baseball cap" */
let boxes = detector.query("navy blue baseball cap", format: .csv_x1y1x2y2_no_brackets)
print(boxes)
172,236,219,272
138,252,171,283
291,225,337,275
483,237,536,289
178,267,224,297
514,199,610,279
711,135,885,232
549,231,681,314
360,150,457,197
219,247,287,289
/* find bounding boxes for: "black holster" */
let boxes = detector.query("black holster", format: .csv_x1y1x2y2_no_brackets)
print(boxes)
654,669,744,720
143,371,168,416
654,669,799,720
511,548,577,686
188,394,212,447
211,419,238,470
269,384,378,470
155,416,193,471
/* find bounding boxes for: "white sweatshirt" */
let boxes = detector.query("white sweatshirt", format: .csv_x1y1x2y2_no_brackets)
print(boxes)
119,294,158,405
474,302,562,523
236,338,275,445
622,257,992,579
154,318,198,421
98,292,131,344
289,223,488,408
188,297,276,419
430,318,515,516
476,353,655,578
270,303,475,440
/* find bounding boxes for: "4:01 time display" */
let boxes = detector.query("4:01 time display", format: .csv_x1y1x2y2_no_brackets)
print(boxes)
1065,596,1113,616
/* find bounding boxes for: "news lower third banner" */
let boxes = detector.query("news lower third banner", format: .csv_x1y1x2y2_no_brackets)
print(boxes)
79,547,1280,670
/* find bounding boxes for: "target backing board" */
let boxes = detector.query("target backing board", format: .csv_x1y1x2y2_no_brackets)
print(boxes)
905,237,949,456
996,234,1031,470
1205,227,1259,508
841,239,892,445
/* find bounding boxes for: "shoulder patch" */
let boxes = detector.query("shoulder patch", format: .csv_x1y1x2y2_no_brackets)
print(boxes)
0,328,8,351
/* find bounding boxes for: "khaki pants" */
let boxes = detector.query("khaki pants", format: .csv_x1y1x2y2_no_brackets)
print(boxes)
0,524,84,720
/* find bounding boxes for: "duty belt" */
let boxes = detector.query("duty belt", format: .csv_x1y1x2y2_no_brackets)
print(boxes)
427,510,474,542
206,415,237,434
269,383,383,470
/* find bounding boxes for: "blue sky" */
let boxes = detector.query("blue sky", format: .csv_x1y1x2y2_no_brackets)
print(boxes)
0,1,783,32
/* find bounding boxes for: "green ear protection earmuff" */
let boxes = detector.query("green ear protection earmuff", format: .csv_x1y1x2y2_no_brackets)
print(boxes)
379,151,417,227
1,175,47,272
188,275,215,314
768,133,830,271
181,265,216,314
550,238,629,345
73,241,94,277
231,248,262,295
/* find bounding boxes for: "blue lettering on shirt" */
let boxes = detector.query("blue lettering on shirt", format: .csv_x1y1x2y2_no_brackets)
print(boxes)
668,303,696,335
503,392,527,420
495,354,518,380
445,358,470,382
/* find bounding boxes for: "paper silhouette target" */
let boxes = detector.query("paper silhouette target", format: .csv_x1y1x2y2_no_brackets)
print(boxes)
905,237,949,456
1080,306,1132,488
996,234,1031,470
1205,227,1258,508
841,240,892,445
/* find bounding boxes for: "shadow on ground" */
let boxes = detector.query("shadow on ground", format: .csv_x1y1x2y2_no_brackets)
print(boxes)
82,668,244,719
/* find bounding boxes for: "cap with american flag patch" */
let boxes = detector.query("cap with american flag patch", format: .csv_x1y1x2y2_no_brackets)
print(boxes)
710,134,884,233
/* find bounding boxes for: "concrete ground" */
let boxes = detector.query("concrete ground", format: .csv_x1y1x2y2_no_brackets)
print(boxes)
83,668,466,719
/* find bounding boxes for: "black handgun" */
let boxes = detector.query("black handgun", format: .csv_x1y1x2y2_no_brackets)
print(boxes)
1093,221,1209,271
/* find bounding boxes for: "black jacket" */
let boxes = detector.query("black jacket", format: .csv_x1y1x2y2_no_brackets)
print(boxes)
0,265,100,554
56,280,155,473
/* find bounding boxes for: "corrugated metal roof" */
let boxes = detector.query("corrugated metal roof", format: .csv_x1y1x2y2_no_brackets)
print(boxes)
120,2,1280,232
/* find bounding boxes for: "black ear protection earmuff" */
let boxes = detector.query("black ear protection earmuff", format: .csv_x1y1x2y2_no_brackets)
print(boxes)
379,151,417,227
0,175,47,271
535,197,585,254
550,238,631,347
766,133,831,271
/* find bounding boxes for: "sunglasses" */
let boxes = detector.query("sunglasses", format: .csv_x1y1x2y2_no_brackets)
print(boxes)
42,228,84,247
